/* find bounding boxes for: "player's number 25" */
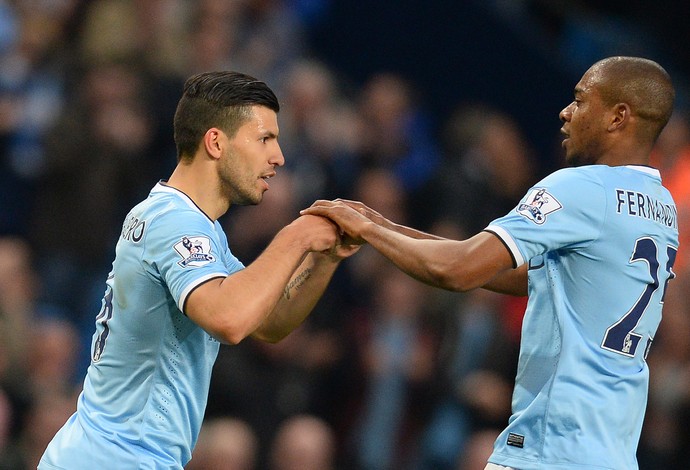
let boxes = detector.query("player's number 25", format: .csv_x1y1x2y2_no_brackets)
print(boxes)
602,237,676,357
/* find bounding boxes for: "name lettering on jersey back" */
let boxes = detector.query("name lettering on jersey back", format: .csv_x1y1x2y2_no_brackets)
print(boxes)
615,190,677,229
121,215,146,242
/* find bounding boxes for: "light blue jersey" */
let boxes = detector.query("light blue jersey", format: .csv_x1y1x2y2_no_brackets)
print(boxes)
40,183,244,469
485,165,678,470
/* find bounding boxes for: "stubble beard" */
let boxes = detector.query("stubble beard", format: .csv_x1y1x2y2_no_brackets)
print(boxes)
566,154,586,167
221,176,262,206
565,146,598,168
219,151,263,206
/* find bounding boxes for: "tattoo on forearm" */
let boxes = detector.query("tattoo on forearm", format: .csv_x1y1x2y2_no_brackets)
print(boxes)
284,268,312,300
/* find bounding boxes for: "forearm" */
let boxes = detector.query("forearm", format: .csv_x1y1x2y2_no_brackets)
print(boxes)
358,220,457,289
210,228,310,342
251,252,340,342
186,214,343,345
482,264,528,296
361,222,514,292
302,200,517,294
386,220,445,240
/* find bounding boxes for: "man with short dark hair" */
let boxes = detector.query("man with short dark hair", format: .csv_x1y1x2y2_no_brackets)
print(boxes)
40,71,358,469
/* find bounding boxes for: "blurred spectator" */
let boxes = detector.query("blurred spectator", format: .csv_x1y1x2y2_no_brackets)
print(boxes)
456,428,501,470
206,326,355,469
187,417,258,470
14,392,77,470
229,0,308,92
0,236,81,469
422,104,538,234
512,1,664,79
186,0,308,90
353,72,442,212
0,387,8,449
0,237,75,432
77,0,149,66
344,167,410,304
26,317,82,399
78,0,191,77
416,283,518,470
0,1,76,234
209,171,358,468
638,273,690,469
0,388,23,470
350,266,439,470
186,0,246,74
0,237,35,390
269,414,336,470
29,59,160,317
279,59,359,207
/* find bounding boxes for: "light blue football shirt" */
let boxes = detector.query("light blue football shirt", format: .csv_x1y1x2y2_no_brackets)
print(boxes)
39,182,244,469
485,165,678,470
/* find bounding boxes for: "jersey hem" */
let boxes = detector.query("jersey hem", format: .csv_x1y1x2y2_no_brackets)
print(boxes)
489,455,622,470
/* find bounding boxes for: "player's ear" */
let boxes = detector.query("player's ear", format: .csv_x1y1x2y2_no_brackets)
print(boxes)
203,128,225,160
608,103,631,132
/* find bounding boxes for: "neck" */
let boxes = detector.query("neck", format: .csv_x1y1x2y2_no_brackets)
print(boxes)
598,153,651,167
597,136,653,167
166,159,229,221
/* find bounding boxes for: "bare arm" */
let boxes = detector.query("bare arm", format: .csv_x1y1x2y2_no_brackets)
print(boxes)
302,200,526,294
251,243,359,342
336,198,444,240
184,215,357,344
483,263,528,296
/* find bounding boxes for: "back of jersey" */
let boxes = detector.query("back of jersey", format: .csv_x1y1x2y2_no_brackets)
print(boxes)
487,165,678,470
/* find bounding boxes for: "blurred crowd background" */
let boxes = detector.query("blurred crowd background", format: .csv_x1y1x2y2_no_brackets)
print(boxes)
1,1,689,469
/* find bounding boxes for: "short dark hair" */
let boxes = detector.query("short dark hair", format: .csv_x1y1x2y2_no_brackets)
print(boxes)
593,57,675,142
173,71,280,161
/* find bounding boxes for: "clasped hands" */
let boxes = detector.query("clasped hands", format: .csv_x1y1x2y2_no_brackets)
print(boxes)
302,198,384,252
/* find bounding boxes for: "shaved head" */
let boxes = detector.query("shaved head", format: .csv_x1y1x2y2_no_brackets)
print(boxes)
588,56,675,141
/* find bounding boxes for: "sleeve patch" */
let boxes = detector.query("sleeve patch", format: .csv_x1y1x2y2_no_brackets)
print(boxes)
517,188,563,225
173,236,217,268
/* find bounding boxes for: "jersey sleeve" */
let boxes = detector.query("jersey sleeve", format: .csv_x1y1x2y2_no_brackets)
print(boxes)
485,167,607,267
143,208,233,312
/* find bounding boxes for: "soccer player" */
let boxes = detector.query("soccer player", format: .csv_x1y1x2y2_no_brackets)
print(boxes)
39,71,359,469
302,56,678,470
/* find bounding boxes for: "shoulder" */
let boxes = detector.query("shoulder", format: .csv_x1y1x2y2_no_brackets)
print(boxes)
143,188,215,233
539,166,607,188
533,166,610,207
527,166,606,203
124,190,218,256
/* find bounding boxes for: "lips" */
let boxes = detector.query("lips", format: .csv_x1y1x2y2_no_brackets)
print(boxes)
560,128,570,147
260,172,276,189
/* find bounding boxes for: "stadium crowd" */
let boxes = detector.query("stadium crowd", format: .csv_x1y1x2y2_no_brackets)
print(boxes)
1,1,689,469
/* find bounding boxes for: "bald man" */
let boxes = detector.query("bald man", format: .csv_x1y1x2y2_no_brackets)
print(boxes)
303,56,678,470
